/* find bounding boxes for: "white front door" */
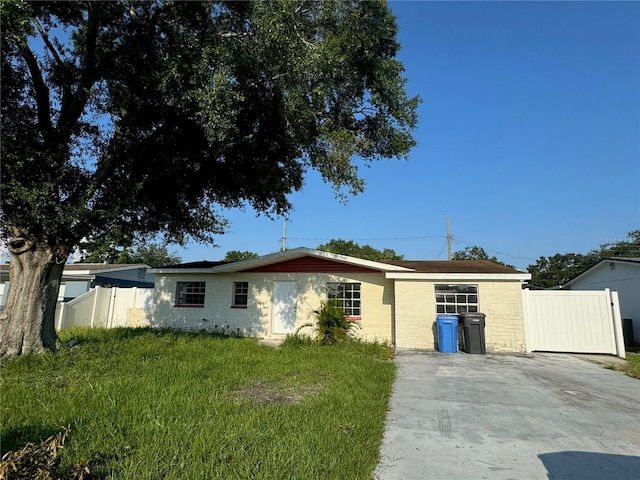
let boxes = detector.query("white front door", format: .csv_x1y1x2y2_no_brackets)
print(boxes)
272,281,298,334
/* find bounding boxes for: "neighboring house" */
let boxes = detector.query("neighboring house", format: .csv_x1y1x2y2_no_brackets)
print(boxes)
152,248,530,352
562,257,640,343
0,263,153,306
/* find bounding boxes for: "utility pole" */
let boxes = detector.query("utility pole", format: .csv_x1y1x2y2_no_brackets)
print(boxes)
281,220,287,252
447,216,452,261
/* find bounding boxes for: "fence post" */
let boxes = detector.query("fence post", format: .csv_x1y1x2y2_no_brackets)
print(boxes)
107,287,118,328
608,289,626,359
90,286,99,328
522,288,533,353
56,302,65,331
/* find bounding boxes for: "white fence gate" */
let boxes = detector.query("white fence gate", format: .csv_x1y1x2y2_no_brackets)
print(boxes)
56,286,154,330
522,288,625,358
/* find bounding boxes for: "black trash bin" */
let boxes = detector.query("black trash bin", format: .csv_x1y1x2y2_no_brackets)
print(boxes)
460,313,486,354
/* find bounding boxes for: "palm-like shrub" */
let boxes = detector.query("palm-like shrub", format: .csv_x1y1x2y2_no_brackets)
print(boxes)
311,299,360,345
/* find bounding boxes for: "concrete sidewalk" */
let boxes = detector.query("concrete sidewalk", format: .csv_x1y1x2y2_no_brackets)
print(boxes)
375,351,640,480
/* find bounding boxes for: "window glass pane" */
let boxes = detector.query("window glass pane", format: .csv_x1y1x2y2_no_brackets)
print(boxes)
177,282,205,305
435,284,479,315
233,282,248,306
327,283,361,316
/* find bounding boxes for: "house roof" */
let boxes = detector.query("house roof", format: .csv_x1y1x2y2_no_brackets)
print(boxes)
380,259,524,274
152,248,531,280
0,263,150,281
562,257,640,287
152,248,414,274
158,260,230,269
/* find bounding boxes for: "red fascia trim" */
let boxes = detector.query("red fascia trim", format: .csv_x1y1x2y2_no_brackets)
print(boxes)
347,316,362,321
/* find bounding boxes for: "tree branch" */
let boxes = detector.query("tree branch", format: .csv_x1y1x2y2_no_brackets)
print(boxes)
19,44,52,133
58,3,100,137
33,18,66,70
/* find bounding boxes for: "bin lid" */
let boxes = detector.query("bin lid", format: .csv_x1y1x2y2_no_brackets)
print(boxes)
436,315,459,324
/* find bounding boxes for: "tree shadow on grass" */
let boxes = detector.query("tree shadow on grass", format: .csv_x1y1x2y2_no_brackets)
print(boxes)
0,425,62,456
60,325,245,347
0,425,114,480
539,451,640,479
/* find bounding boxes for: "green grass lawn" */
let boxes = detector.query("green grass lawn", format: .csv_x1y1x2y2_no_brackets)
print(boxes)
618,352,640,379
1,328,396,479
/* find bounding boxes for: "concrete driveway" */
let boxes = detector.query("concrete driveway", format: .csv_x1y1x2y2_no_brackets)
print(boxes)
375,351,640,480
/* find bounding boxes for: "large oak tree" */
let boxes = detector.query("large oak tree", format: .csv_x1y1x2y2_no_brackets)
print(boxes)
0,0,419,357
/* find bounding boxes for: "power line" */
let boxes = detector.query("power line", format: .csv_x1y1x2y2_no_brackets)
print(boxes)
453,238,538,262
286,235,448,242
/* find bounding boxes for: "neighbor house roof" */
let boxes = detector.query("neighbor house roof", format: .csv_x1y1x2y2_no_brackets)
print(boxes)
562,257,640,287
152,247,531,280
0,263,150,281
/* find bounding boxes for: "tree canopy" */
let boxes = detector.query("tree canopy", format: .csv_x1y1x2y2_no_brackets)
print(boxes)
0,0,419,357
451,245,515,268
316,239,404,260
2,0,419,252
224,250,259,262
76,234,182,267
527,230,640,288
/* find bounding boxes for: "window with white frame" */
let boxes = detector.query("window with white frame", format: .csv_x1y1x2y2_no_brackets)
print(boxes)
435,284,478,314
327,282,361,317
232,282,248,307
176,282,206,306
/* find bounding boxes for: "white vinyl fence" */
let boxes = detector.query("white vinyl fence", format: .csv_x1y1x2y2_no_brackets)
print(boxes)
522,288,625,358
56,286,153,330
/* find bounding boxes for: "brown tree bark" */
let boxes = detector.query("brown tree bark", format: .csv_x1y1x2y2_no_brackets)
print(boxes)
0,229,69,358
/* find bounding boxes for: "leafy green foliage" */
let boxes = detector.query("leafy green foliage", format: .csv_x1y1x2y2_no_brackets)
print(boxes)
527,230,640,288
527,253,597,289
598,230,640,258
1,0,419,251
223,250,259,262
317,238,404,260
452,245,515,268
310,299,360,345
79,240,181,267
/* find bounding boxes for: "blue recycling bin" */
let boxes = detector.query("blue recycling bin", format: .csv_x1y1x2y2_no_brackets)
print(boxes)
437,315,458,353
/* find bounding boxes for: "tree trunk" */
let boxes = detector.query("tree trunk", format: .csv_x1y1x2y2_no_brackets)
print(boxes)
0,231,69,358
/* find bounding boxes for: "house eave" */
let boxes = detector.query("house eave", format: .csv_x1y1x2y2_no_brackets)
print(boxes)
386,272,532,281
208,247,414,273
149,268,215,274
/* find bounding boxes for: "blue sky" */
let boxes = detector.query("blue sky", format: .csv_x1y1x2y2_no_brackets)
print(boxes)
173,1,640,271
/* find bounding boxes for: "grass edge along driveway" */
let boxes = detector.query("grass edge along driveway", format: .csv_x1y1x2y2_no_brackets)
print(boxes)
1,328,396,480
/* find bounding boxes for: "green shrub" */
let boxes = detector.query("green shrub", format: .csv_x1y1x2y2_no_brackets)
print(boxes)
311,299,360,345
280,332,316,348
